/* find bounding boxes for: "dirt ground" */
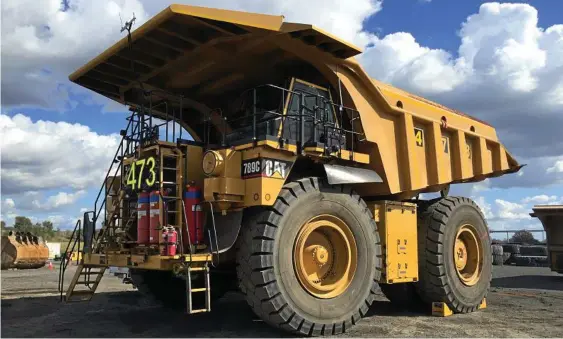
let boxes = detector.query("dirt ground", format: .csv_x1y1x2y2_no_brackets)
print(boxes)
1,263,562,338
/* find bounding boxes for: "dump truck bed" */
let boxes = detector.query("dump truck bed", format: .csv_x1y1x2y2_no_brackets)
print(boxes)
531,205,563,273
69,4,521,199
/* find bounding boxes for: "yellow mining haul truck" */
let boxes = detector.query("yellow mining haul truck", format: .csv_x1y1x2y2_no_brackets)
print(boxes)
60,4,522,336
531,205,563,274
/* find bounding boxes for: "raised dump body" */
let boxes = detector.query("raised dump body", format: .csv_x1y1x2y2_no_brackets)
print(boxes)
1,232,49,270
69,4,521,201
531,205,563,273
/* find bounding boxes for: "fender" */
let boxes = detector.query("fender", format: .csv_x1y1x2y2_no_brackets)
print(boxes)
323,164,383,185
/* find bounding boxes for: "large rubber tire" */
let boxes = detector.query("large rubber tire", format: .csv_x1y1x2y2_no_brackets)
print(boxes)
236,177,382,336
130,269,233,310
502,252,512,264
520,245,548,256
492,254,504,266
492,244,503,256
379,283,424,310
416,197,492,313
491,245,504,266
502,244,521,254
512,255,532,266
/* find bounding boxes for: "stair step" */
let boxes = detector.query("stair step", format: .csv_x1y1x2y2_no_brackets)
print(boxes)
76,281,98,285
80,271,104,275
69,290,95,296
188,267,207,272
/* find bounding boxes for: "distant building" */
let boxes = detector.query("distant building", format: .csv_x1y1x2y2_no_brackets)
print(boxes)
45,242,61,259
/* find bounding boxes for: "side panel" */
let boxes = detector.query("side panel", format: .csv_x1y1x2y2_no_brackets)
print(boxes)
371,201,419,284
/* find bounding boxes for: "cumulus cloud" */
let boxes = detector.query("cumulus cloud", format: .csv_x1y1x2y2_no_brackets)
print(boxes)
358,2,563,188
1,0,149,111
521,195,558,204
1,0,562,197
0,114,120,194
547,160,563,174
1,0,382,111
494,199,531,220
13,190,87,211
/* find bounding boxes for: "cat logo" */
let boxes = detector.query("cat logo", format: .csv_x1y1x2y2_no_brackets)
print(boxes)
264,160,288,179
241,157,293,179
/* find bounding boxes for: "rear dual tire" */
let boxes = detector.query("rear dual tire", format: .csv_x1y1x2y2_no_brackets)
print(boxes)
236,177,382,336
416,197,492,313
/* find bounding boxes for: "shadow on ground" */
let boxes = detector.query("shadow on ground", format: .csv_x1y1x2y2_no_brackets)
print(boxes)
491,275,563,291
1,290,422,338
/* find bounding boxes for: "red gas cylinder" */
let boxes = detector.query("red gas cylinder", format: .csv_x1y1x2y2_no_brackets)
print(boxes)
136,192,150,244
161,227,178,256
183,183,204,245
149,191,161,245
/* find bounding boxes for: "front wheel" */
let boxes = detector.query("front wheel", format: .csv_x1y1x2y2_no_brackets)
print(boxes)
236,177,382,336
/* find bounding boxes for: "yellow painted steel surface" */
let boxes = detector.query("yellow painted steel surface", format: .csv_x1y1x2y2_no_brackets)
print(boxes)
69,4,521,199
82,252,212,270
531,205,563,273
371,201,418,283
1,232,49,270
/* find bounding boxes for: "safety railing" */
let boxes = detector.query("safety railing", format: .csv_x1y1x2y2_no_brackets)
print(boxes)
58,219,82,301
210,83,365,158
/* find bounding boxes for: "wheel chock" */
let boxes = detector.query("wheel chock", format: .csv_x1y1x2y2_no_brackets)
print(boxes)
432,298,487,317
478,298,487,310
431,302,453,317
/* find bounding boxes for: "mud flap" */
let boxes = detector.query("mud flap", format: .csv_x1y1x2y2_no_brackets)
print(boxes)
208,211,243,254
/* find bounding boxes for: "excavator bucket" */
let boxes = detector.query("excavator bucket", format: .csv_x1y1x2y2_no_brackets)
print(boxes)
1,231,50,270
531,205,563,273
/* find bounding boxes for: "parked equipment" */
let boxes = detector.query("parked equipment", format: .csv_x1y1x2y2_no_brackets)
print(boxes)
58,4,523,336
530,205,563,273
1,231,49,270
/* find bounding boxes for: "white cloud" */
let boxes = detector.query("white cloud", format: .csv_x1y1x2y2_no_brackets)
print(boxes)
494,199,530,220
474,196,494,219
0,113,120,194
1,0,562,196
521,195,558,204
1,0,149,111
13,190,87,211
1,0,382,111
547,160,563,174
2,199,16,209
359,2,563,187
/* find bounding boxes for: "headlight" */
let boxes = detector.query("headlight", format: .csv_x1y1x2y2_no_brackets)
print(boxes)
202,150,224,176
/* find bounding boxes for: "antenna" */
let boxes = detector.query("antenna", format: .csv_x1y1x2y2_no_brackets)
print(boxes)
118,12,145,94
120,12,136,34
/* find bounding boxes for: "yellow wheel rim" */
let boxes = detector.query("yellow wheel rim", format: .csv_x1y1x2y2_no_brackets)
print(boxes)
293,214,357,299
454,224,483,286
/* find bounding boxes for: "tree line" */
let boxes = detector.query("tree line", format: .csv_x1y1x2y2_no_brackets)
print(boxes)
1,216,73,241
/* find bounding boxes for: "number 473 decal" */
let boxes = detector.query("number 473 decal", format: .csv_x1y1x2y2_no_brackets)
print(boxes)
126,156,156,189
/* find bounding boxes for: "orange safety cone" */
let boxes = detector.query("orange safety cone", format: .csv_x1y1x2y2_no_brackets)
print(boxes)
48,261,53,270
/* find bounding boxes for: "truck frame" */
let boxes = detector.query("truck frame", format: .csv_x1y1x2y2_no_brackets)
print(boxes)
59,5,522,336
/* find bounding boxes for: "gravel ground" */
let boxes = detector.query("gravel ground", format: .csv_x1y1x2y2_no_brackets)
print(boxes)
1,263,562,338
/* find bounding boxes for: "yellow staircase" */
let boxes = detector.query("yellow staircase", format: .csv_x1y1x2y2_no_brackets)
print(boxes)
65,264,106,302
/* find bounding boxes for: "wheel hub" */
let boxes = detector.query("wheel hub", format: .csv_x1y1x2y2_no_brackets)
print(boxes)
454,224,483,286
455,239,468,270
294,214,357,299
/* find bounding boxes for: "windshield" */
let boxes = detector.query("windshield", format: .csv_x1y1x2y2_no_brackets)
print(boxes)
225,85,285,143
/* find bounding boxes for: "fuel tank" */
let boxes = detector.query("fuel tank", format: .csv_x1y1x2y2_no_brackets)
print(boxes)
1,231,50,270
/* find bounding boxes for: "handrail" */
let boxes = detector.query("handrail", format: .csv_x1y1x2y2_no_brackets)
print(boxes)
92,116,134,227
58,219,82,301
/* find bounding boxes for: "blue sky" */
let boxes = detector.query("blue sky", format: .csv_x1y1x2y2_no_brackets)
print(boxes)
1,0,562,236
